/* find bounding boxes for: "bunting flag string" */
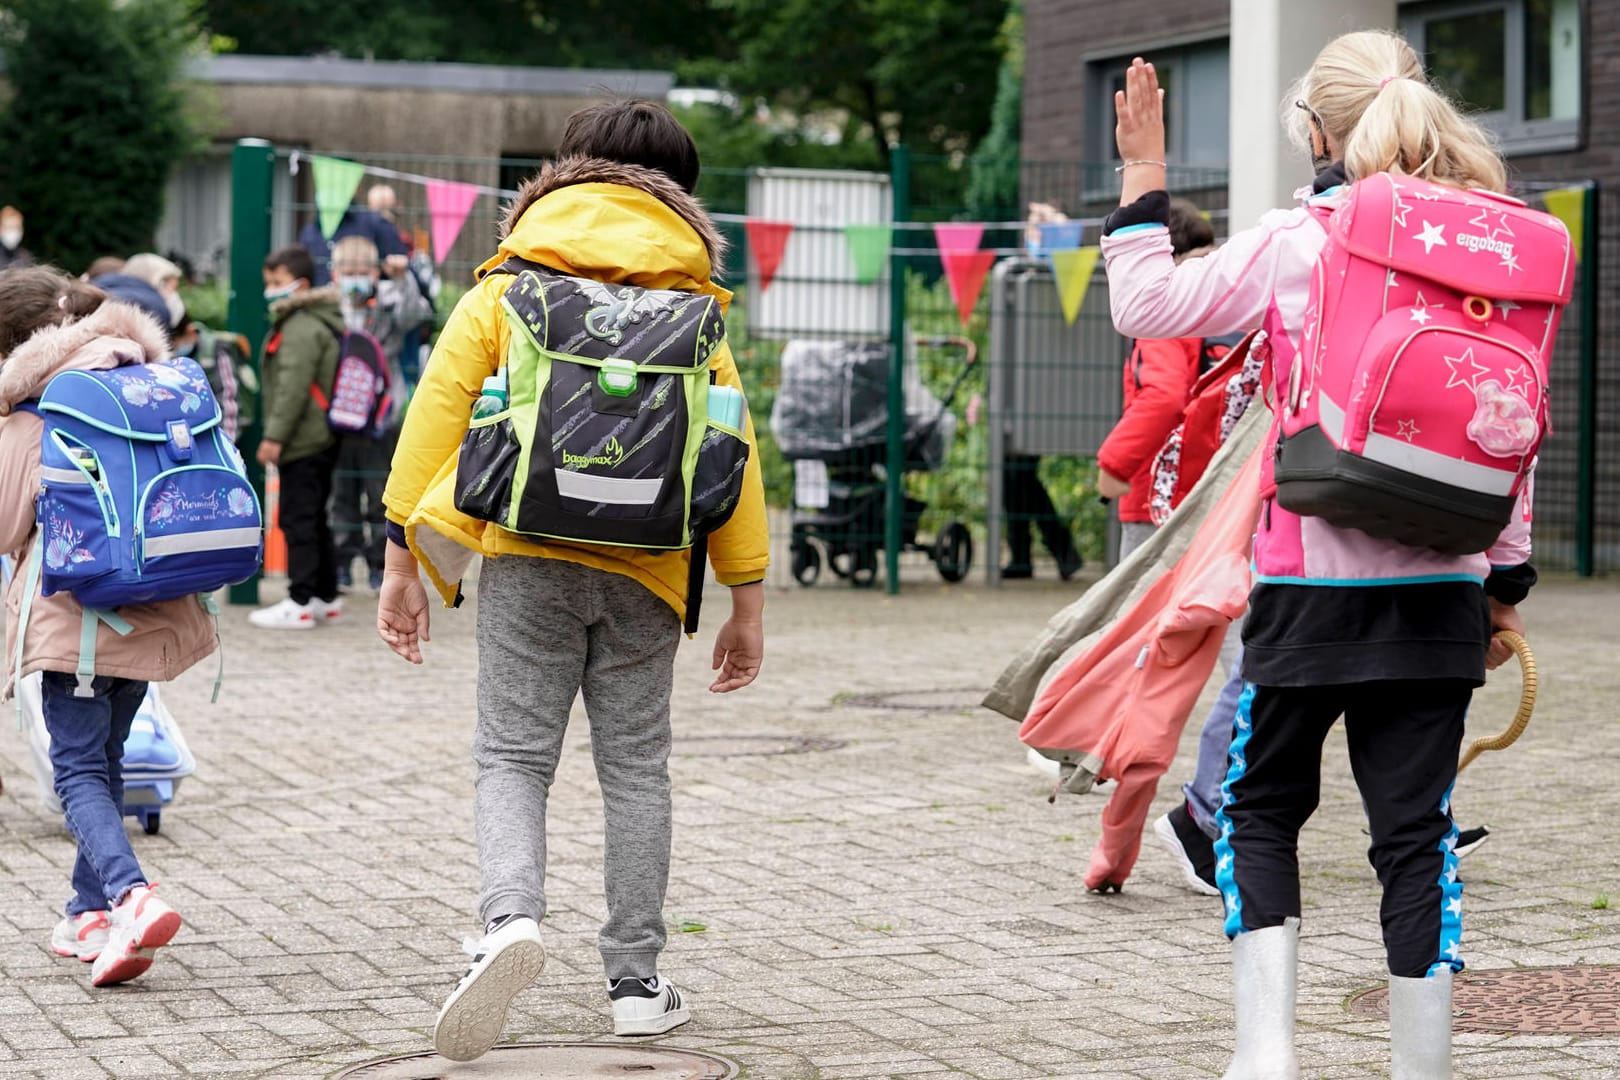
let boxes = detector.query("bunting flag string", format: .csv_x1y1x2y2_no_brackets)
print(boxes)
1541,186,1587,262
310,155,368,240
424,179,482,265
745,220,795,293
941,250,997,326
844,224,892,283
1050,246,1103,325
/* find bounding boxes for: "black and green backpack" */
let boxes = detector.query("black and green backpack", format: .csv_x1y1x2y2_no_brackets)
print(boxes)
454,262,751,557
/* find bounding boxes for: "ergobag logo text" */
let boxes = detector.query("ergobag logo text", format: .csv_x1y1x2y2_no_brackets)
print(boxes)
1273,173,1574,555
454,268,750,550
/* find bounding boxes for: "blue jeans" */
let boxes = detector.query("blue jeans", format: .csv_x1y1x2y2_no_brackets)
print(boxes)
41,673,149,915
1184,639,1245,839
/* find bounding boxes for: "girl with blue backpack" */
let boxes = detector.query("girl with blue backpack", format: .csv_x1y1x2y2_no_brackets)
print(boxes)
0,267,217,986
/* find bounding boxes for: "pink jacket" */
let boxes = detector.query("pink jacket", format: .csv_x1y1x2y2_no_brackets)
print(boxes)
1101,184,1533,586
0,304,217,699
1021,445,1263,891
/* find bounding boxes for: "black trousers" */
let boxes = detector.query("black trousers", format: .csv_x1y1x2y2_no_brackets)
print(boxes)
331,432,395,574
1003,454,1077,568
1215,680,1470,977
279,443,340,606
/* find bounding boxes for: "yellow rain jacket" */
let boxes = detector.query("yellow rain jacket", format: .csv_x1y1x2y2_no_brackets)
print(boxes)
383,157,769,620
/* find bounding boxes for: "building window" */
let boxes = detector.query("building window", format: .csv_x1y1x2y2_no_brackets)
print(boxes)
1401,0,1582,154
1089,41,1230,173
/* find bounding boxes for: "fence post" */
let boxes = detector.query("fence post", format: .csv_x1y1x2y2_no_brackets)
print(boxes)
884,145,912,595
228,138,276,606
1576,182,1601,577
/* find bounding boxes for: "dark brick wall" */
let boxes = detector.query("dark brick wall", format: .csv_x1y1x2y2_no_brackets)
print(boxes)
1022,0,1228,164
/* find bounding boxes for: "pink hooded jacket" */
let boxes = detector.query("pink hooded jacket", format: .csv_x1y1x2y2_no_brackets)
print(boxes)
1020,444,1263,891
1101,183,1533,587
0,303,217,699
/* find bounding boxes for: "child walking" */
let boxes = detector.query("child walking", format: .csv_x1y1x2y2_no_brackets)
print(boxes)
0,267,210,986
1104,31,1542,1079
377,101,768,1062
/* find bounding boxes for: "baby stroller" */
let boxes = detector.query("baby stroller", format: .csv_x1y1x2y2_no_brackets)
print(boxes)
1,555,195,835
771,336,978,588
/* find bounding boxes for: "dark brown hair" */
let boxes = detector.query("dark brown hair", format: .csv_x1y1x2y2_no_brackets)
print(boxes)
0,266,106,356
559,100,701,194
264,246,316,285
1167,198,1217,258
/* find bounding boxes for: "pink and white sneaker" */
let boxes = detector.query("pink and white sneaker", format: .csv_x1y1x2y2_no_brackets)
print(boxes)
51,911,110,962
90,885,181,987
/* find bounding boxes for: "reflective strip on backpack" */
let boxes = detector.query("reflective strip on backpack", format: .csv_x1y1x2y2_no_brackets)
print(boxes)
1319,393,1518,496
554,471,663,506
143,527,263,558
37,466,91,485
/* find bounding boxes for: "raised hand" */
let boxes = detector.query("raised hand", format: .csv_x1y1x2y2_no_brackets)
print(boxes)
1114,57,1168,206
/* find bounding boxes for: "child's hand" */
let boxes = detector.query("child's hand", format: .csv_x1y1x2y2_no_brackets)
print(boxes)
378,564,431,664
1114,57,1166,164
709,582,764,693
1486,599,1525,671
1098,469,1131,500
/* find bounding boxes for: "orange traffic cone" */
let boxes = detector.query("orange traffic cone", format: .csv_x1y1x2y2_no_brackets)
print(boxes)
263,468,287,575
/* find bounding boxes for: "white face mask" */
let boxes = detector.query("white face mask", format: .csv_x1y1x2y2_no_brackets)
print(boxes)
165,290,186,329
0,228,22,250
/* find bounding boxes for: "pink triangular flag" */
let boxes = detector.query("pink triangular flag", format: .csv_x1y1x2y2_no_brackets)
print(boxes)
934,223,985,254
425,179,482,265
746,220,794,293
941,250,996,325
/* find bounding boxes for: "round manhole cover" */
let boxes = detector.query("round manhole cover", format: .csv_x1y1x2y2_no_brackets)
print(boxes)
672,734,845,757
1347,965,1620,1034
837,687,984,711
336,1042,738,1078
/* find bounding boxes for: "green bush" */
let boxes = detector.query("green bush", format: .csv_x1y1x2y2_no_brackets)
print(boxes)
0,0,199,273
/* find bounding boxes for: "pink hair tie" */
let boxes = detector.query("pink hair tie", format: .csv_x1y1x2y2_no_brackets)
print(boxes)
57,295,68,309
1380,76,1397,90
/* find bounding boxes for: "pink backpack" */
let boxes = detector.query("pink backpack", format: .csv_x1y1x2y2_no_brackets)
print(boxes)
1274,173,1575,555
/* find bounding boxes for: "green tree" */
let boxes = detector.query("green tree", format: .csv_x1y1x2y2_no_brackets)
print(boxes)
966,1,1024,218
691,0,1010,167
0,0,199,273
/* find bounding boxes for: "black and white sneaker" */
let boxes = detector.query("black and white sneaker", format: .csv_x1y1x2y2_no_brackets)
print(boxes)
433,915,546,1062
1153,802,1222,897
1455,825,1491,858
609,975,691,1037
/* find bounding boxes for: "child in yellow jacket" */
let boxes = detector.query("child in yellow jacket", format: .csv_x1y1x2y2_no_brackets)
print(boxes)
376,101,767,1062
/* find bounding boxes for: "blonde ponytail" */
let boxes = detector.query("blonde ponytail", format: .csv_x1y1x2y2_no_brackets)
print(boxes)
1287,29,1506,194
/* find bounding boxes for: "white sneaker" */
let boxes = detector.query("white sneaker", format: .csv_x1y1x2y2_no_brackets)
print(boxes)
90,885,181,987
247,597,319,630
51,911,110,962
311,596,344,624
609,975,691,1037
434,915,546,1062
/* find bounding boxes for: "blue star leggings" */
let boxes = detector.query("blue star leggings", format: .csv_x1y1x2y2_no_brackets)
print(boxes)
1213,680,1471,978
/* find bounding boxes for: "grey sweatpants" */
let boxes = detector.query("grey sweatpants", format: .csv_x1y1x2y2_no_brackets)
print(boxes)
474,556,680,981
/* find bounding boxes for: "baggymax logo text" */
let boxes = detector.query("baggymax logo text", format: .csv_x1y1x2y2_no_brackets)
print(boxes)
563,436,626,471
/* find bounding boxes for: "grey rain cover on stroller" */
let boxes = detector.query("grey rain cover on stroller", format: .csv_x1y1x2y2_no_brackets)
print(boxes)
769,340,955,469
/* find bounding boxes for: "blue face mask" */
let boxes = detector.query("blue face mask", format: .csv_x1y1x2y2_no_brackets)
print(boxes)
338,274,376,302
264,280,299,303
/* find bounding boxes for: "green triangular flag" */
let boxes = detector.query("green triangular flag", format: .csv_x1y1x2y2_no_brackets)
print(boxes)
844,224,892,284
311,155,368,241
1051,246,1102,325
1541,186,1586,262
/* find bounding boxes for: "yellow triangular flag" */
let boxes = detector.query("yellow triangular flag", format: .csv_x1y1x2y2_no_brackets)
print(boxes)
1541,186,1586,262
1052,246,1102,325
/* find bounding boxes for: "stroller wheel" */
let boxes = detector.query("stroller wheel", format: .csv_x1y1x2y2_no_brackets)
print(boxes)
851,545,879,588
142,811,161,836
933,522,973,583
792,538,822,587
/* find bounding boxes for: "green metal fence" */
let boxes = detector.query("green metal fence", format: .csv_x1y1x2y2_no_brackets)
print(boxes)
225,138,1608,604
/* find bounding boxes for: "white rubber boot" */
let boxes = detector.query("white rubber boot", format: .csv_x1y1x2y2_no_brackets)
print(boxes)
1389,968,1453,1079
1222,918,1301,1080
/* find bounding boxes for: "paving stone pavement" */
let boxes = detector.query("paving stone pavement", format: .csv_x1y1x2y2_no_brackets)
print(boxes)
1,570,1617,1079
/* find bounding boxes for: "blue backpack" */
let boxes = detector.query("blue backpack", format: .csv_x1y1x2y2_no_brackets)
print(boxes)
14,359,263,686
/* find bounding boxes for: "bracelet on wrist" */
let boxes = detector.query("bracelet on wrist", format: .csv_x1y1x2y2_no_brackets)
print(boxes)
1115,158,1168,173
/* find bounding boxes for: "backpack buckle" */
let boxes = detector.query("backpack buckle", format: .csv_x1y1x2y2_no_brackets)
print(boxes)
598,358,638,398
165,420,194,462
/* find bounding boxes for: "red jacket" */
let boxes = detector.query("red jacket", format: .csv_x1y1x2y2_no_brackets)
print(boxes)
1097,338,1204,523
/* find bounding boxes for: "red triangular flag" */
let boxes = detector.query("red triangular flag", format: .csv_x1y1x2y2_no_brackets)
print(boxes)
745,220,794,293
941,250,996,325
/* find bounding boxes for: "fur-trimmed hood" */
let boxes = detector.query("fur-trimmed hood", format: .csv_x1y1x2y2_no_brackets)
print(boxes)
0,302,170,415
269,284,343,324
494,156,728,278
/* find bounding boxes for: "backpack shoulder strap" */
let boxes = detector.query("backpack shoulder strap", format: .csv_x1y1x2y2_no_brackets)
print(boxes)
484,256,562,279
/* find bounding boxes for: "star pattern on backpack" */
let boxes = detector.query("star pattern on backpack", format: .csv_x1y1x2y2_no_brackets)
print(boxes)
1414,220,1448,254
1409,291,1444,325
1395,419,1421,442
1443,348,1491,391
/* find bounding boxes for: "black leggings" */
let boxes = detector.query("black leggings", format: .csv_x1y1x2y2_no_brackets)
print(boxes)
1214,680,1470,978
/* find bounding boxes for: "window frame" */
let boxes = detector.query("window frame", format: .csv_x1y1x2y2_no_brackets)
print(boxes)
1400,0,1585,156
1085,37,1232,197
